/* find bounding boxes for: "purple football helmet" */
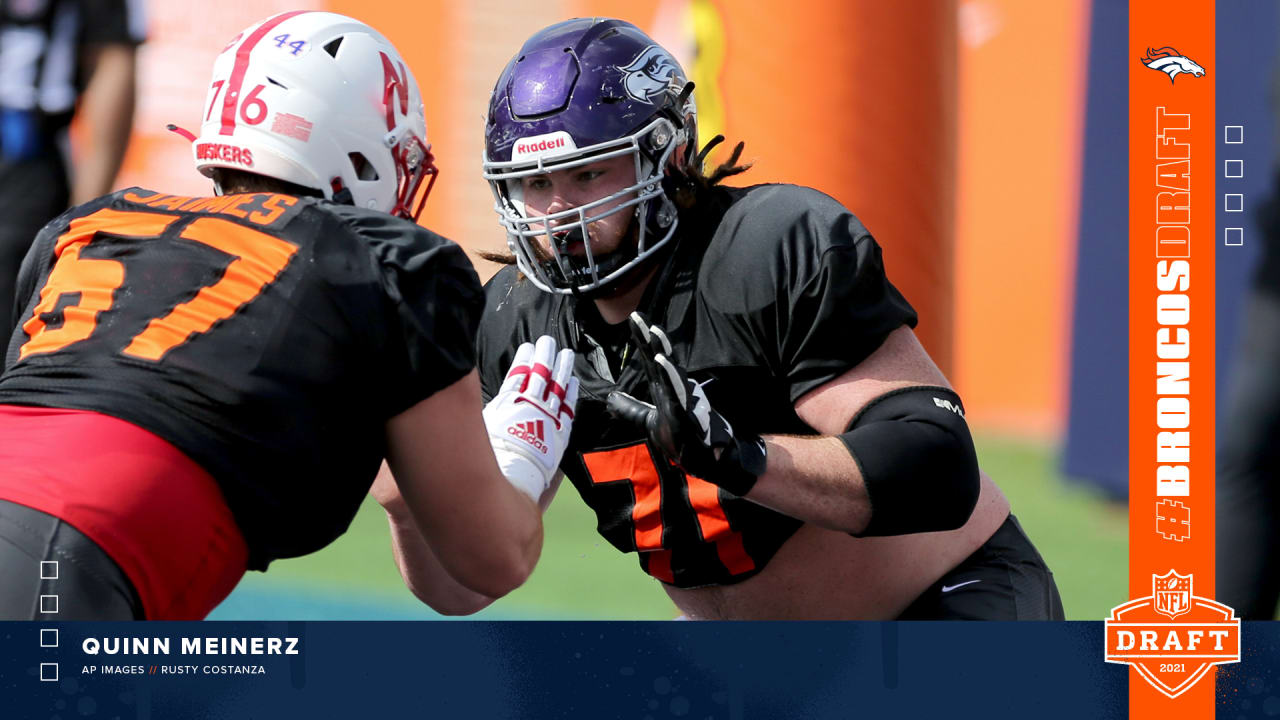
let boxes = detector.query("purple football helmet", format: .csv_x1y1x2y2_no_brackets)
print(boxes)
483,18,697,294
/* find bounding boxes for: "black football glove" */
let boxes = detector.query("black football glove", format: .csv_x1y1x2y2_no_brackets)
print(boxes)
606,312,767,497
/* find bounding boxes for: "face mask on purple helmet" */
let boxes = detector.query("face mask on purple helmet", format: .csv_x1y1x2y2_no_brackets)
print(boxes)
484,117,683,294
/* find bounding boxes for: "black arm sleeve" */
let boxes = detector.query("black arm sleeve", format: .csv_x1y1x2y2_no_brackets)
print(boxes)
838,387,980,536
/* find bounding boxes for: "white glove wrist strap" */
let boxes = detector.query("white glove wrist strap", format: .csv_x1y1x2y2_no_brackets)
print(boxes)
496,452,546,504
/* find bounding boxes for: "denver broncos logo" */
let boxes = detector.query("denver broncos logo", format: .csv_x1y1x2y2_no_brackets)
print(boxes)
1141,47,1206,83
618,45,682,103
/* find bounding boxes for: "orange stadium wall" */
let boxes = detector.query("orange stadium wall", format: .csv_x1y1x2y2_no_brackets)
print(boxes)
953,1,1090,438
109,1,1087,439
569,0,960,377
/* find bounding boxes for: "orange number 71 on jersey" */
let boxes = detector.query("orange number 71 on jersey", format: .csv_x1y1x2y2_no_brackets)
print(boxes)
19,207,298,362
583,442,755,578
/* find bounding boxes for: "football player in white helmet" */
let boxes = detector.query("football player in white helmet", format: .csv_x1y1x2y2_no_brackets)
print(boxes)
0,12,576,620
186,11,436,218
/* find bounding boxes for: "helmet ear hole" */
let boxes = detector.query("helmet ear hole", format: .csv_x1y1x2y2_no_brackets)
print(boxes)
348,152,379,181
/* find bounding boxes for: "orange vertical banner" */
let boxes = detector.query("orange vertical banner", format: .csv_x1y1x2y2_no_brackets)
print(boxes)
1127,0,1220,717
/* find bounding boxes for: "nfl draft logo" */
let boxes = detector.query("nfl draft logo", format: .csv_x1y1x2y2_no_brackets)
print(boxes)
1105,571,1240,698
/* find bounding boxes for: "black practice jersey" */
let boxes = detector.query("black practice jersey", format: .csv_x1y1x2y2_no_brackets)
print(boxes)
477,184,918,588
1,188,482,569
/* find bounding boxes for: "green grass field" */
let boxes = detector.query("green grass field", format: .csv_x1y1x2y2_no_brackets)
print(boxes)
210,433,1127,620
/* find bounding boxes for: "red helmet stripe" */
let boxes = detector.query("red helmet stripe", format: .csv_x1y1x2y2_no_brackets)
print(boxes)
219,11,310,136
380,53,409,132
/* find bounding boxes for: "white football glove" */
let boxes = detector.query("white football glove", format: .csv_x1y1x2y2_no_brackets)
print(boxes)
483,335,579,503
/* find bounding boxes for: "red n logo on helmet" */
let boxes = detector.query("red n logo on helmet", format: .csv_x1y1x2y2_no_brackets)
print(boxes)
380,52,408,132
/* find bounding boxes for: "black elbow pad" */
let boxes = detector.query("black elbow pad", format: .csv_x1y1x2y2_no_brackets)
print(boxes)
837,386,980,537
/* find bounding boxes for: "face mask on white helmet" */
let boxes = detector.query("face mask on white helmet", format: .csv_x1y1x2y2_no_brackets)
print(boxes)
183,11,437,220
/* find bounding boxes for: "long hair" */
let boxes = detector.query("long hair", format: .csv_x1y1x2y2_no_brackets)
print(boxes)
476,135,753,268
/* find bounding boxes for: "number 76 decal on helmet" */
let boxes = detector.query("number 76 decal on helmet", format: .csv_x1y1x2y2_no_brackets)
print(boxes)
171,11,438,220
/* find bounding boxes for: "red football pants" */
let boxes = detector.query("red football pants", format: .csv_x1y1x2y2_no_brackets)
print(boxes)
0,405,247,619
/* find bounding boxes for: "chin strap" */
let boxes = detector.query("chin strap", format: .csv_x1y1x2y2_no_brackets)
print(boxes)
328,178,355,206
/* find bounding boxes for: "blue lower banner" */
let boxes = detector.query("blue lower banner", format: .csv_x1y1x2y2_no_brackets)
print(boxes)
5,621,1279,718
0,621,1122,717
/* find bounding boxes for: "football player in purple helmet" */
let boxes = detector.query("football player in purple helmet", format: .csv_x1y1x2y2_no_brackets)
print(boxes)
396,17,1063,620
480,21,697,296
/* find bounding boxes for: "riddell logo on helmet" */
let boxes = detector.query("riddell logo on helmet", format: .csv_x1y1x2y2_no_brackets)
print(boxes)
510,131,576,162
508,420,547,453
516,137,564,154
196,143,254,167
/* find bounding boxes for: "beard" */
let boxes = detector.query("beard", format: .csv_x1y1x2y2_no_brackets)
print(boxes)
534,218,649,297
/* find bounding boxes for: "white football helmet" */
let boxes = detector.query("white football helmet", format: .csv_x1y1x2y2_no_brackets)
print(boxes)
191,11,436,219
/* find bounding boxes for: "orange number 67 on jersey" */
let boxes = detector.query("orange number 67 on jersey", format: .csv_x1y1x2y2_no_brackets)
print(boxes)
20,207,298,362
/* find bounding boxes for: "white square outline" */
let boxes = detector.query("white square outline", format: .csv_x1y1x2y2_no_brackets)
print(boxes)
38,595,58,614
1225,125,1244,144
39,561,57,580
1225,193,1244,212
1226,228,1244,246
39,663,58,682
1225,159,1245,178
39,629,58,648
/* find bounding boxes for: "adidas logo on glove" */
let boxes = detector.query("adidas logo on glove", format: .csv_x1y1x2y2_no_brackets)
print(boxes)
507,420,548,453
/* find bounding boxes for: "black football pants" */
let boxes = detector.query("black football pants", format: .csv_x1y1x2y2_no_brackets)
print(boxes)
0,499,143,620
896,514,1066,620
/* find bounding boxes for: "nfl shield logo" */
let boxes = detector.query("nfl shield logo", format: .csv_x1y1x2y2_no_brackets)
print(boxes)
1153,570,1193,620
